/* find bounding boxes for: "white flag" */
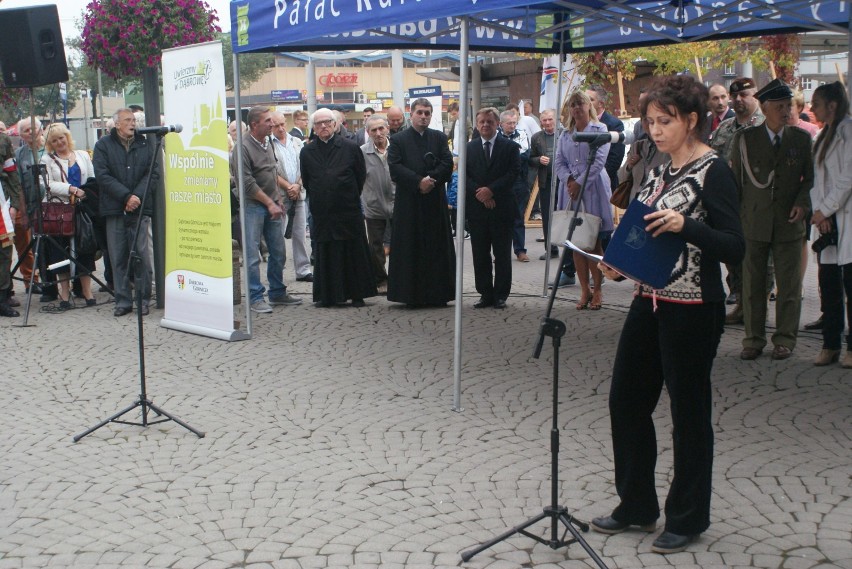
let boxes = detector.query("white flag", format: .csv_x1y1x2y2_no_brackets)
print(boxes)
539,55,584,114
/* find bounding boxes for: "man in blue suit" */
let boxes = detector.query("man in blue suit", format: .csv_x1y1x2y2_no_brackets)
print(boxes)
466,108,521,309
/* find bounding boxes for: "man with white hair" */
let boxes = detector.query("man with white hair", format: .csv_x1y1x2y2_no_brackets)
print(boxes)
300,108,375,307
15,117,50,300
271,111,312,283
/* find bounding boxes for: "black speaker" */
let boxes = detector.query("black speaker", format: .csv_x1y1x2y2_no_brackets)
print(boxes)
0,5,68,88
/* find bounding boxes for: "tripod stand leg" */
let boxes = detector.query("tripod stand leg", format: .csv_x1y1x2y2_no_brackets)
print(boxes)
73,399,144,442
460,511,549,562
146,401,205,438
558,513,609,569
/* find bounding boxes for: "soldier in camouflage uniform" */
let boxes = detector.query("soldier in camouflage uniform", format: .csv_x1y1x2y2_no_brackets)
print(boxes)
709,78,766,323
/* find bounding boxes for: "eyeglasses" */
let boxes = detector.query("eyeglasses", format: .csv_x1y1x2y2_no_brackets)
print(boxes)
314,119,334,127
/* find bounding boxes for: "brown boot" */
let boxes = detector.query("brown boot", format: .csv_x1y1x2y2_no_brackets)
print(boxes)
725,303,743,325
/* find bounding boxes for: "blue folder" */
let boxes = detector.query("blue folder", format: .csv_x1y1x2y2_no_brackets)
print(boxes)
602,200,684,289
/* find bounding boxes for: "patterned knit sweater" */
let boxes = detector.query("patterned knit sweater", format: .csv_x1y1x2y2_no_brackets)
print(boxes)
635,152,745,304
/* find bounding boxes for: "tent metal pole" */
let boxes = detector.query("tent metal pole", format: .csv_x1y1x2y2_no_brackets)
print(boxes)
542,36,566,296
848,8,851,100
233,53,252,337
452,17,470,413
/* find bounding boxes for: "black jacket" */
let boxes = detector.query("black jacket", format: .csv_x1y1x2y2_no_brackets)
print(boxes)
92,129,158,217
465,135,520,223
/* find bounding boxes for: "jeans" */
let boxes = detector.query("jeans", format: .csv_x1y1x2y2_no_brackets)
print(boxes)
286,198,311,278
244,200,287,303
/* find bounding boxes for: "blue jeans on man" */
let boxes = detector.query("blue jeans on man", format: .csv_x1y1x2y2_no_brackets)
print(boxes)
244,200,288,304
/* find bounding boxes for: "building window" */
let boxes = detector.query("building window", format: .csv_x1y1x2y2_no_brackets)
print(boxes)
723,64,736,76
800,77,813,90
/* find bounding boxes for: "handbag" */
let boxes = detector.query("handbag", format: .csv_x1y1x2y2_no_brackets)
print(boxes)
41,198,76,237
610,177,633,209
550,200,601,251
75,207,98,255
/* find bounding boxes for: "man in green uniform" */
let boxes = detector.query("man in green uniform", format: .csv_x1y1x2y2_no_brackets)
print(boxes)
731,79,813,361
710,78,766,322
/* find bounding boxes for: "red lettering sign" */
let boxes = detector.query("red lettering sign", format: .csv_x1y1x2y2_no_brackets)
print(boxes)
318,73,359,87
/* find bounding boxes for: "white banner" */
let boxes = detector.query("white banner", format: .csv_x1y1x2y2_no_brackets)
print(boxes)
160,41,247,341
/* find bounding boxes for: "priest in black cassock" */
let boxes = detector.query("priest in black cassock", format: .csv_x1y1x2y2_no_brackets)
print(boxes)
387,98,455,307
300,108,376,307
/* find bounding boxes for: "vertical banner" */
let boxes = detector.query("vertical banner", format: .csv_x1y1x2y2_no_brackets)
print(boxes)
408,86,443,131
160,41,248,341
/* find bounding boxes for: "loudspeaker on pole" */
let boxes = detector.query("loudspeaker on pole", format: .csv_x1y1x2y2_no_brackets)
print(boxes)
0,5,69,88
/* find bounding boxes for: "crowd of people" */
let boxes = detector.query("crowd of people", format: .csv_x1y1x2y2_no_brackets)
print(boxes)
1,73,849,557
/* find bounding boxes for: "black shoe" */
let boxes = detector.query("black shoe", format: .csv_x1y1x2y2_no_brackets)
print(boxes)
590,516,656,535
296,274,314,282
114,306,133,317
40,293,58,303
0,303,20,317
493,299,507,309
473,297,493,309
804,317,823,331
351,299,365,307
651,531,698,554
59,300,72,311
86,298,97,307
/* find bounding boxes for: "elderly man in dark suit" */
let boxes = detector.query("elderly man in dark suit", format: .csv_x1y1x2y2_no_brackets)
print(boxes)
731,79,814,361
466,107,521,309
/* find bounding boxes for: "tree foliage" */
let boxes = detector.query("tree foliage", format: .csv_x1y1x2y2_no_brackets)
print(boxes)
0,82,77,125
219,33,275,91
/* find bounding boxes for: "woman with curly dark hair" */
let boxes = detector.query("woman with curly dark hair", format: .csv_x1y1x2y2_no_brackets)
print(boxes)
593,75,745,553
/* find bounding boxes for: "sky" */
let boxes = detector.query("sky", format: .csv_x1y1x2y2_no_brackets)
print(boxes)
1,0,233,42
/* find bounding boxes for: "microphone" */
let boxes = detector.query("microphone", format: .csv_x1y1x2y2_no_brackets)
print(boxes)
136,124,183,135
572,129,635,145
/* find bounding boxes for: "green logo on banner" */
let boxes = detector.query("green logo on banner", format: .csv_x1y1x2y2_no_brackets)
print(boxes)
237,5,250,46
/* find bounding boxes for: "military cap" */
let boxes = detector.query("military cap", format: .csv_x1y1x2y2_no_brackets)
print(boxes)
755,78,794,103
729,77,756,95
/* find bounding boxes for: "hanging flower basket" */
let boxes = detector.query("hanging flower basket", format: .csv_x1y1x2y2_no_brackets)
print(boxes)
80,0,221,79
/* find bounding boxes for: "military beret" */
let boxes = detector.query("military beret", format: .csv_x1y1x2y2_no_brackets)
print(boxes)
756,78,794,103
729,77,756,95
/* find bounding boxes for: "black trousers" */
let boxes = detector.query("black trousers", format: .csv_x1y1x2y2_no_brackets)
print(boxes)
609,296,724,535
365,217,390,283
469,216,512,302
819,261,852,350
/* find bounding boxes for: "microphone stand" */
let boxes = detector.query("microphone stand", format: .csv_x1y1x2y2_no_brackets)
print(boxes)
74,131,204,442
462,138,609,568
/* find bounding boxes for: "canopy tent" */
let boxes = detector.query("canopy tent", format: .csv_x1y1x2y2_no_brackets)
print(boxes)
230,1,849,54
228,0,849,410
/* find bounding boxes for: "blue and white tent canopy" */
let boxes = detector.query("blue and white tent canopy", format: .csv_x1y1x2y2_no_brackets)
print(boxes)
230,0,849,54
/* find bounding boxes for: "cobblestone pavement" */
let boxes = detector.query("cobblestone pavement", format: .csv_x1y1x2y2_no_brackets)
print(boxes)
2,233,850,569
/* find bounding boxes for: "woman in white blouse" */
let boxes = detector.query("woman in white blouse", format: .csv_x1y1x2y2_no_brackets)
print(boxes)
41,123,97,308
809,82,852,367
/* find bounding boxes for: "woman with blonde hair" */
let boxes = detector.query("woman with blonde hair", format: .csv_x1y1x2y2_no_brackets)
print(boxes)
554,90,614,309
41,123,97,308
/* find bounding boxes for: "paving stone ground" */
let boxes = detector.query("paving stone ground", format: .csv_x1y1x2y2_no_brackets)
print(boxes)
1,231,850,569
